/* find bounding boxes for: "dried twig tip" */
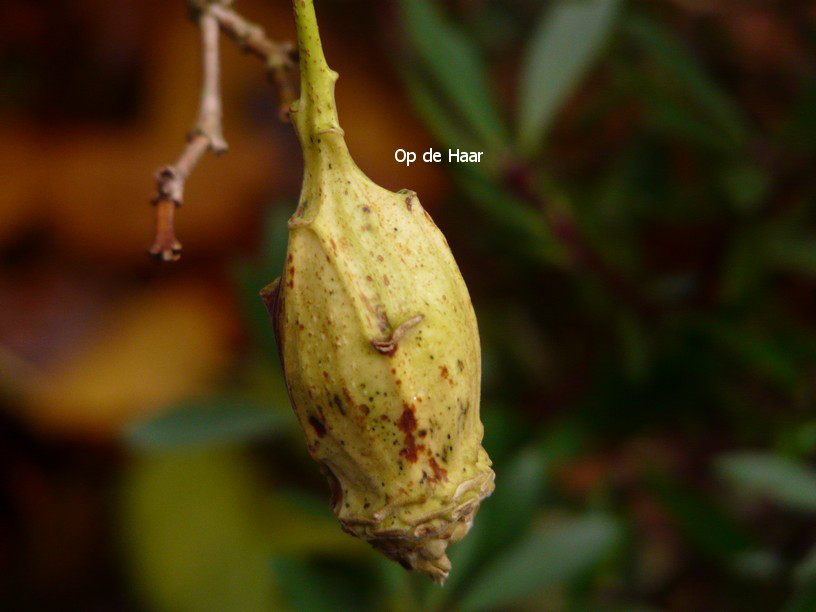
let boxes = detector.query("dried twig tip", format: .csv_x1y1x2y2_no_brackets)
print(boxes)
149,0,295,261
149,199,183,262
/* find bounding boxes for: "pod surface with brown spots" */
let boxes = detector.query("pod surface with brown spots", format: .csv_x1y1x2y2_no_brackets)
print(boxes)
262,0,494,583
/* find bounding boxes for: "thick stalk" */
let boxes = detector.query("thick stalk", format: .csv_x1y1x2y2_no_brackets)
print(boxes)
291,0,342,143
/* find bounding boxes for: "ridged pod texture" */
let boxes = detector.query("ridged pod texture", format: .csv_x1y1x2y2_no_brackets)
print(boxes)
262,0,494,583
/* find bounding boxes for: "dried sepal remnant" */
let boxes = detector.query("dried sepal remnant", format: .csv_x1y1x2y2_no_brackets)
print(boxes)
371,314,425,356
261,0,494,583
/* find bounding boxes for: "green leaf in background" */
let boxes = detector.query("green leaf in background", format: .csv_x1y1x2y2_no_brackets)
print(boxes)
718,226,768,304
233,204,291,354
778,420,816,458
720,163,770,215
787,581,816,612
452,165,566,266
401,69,480,154
401,0,508,149
716,452,816,513
626,14,749,150
767,235,816,278
794,545,816,585
125,395,291,450
479,446,549,553
120,448,280,612
270,557,379,612
121,449,368,612
518,0,621,156
648,472,753,561
639,85,739,151
702,319,800,392
730,549,783,581
460,514,621,611
617,312,651,382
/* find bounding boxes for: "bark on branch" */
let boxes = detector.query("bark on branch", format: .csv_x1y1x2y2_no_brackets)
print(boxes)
149,0,296,262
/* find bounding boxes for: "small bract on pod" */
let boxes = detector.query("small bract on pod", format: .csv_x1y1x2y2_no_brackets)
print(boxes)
262,0,494,583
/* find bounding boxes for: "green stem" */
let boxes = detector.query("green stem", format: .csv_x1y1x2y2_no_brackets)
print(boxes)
291,0,341,142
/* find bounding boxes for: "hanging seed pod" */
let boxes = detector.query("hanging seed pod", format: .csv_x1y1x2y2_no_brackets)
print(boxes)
262,0,494,583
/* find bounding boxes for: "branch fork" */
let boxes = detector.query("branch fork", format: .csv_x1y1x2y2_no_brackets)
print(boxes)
149,0,296,262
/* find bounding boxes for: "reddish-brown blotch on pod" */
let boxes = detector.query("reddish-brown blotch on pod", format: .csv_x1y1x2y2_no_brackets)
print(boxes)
261,0,494,583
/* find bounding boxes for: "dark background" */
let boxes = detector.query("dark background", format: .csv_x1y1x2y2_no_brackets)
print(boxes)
1,0,816,610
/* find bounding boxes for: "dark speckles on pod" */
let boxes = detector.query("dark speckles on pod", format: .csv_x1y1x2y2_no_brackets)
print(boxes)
279,0,494,583
333,393,346,416
308,416,326,437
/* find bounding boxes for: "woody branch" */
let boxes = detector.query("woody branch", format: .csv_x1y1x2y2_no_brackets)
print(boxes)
149,0,296,262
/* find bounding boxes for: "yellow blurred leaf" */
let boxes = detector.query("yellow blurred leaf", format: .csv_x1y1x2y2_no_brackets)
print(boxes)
121,447,280,612
120,446,367,612
27,281,235,438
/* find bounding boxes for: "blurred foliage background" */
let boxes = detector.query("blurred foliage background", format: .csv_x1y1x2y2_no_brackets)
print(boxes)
1,0,816,610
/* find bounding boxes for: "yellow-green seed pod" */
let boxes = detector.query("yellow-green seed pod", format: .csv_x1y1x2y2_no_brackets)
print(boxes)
262,0,494,583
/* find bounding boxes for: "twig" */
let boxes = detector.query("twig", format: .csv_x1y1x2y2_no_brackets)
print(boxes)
149,0,297,262
209,3,298,120
150,8,225,262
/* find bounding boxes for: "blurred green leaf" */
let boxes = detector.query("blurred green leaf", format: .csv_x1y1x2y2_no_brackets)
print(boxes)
270,557,379,612
716,452,816,513
787,581,816,612
376,558,420,612
120,448,280,611
720,164,770,215
617,313,650,382
767,236,816,277
781,78,816,152
635,81,738,151
401,69,480,154
478,445,549,554
731,549,783,581
626,14,748,149
260,492,369,558
460,514,621,611
479,400,531,463
125,395,291,450
649,473,752,560
795,545,816,585
401,0,508,149
778,421,816,458
518,0,621,156
453,165,566,266
702,320,800,391
233,204,290,353
718,227,768,304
